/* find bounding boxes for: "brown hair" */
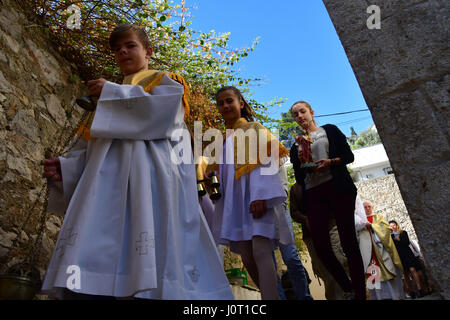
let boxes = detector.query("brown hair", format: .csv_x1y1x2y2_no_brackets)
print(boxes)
389,220,403,233
109,24,151,50
290,100,317,129
216,86,255,122
290,100,313,114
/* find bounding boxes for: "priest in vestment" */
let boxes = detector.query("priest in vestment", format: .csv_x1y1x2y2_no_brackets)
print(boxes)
357,201,404,300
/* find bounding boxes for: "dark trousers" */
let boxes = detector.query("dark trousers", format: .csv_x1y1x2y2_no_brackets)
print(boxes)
305,180,366,300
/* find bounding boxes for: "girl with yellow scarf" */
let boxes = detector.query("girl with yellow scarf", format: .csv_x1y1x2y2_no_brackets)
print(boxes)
206,86,292,300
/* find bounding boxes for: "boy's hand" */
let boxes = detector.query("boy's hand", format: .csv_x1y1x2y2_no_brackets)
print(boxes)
87,78,107,97
42,157,62,182
250,200,267,219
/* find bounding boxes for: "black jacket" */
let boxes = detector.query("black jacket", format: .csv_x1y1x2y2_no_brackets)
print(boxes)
289,124,357,209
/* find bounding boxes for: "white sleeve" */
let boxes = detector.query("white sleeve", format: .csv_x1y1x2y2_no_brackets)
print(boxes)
410,239,423,258
200,195,215,229
47,139,87,215
278,163,289,195
249,161,287,208
90,74,185,140
354,195,368,232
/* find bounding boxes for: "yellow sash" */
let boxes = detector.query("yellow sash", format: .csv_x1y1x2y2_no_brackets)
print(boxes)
207,118,288,180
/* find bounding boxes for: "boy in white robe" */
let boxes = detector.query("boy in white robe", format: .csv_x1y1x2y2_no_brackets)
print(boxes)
41,24,233,300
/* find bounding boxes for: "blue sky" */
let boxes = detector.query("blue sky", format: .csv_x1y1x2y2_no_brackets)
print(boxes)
189,0,373,137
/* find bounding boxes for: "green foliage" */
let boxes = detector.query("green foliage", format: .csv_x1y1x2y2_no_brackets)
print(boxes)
350,128,381,149
25,0,281,128
277,111,303,149
248,96,287,130
286,165,296,187
291,220,306,254
68,74,79,84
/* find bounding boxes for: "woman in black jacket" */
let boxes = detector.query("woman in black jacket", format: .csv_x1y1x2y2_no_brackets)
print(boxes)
289,101,366,300
389,220,425,297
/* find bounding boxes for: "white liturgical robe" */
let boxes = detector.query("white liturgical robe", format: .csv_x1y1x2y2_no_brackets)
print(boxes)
208,134,293,251
41,74,234,299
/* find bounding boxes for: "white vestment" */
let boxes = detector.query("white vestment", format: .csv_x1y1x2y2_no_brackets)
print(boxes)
208,133,293,252
355,197,404,300
41,74,234,299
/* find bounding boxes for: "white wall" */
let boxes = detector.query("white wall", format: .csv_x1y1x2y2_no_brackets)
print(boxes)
353,163,393,181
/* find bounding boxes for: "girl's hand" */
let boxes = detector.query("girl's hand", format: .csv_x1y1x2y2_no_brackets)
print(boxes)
250,200,267,219
365,222,372,229
314,158,332,172
42,157,62,182
87,78,107,97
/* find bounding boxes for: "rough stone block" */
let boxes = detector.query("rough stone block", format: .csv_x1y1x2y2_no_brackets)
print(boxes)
6,154,32,181
44,94,67,127
366,0,436,20
422,75,450,139
0,70,12,93
25,38,66,87
11,109,40,143
323,0,450,298
322,0,369,43
0,2,25,41
324,0,450,104
370,87,449,169
0,226,17,248
0,50,7,63
0,30,20,54
396,163,450,297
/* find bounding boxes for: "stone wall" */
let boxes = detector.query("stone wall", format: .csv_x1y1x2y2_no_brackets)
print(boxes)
0,0,84,280
356,174,417,241
323,0,449,298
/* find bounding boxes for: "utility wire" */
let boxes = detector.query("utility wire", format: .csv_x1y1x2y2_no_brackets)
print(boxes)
335,116,372,126
315,108,370,118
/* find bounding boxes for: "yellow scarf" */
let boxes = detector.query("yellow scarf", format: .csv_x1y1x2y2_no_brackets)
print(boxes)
225,118,289,180
76,69,190,141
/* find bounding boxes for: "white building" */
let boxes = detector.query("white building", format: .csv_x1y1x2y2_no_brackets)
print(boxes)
347,143,393,181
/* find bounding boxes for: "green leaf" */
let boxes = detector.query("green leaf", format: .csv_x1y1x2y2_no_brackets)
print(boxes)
32,0,281,128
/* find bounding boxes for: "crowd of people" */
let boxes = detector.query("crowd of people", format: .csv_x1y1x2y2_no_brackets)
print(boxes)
40,24,432,300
